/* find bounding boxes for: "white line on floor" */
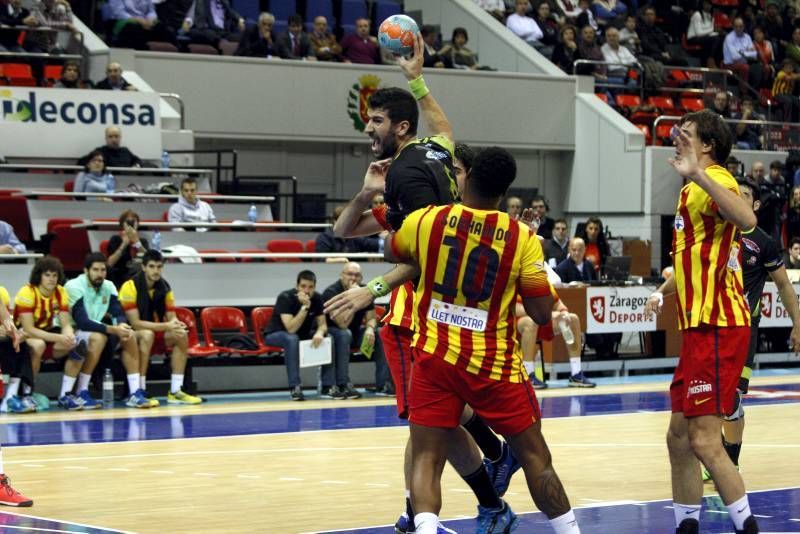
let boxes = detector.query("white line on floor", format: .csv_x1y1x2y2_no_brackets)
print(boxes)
193,472,217,477
320,480,348,484
365,483,389,488
148,470,174,475
279,477,304,481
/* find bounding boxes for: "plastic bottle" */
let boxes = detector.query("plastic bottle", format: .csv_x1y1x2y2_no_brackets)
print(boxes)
248,204,258,223
105,173,115,194
152,229,162,251
161,150,170,169
558,315,575,345
102,369,114,409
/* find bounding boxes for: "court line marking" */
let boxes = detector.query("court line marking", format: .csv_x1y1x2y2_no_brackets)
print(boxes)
193,472,217,477
0,510,134,534
0,527,89,533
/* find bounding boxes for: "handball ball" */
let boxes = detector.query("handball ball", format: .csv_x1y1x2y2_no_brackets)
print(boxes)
378,14,418,57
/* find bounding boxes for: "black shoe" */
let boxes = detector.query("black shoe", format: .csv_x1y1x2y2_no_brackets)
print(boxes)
320,386,346,400
375,382,396,397
676,518,699,534
290,386,305,401
340,383,362,399
735,515,759,534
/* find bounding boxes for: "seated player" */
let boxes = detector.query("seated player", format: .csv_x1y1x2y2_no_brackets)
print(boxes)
0,285,35,414
65,253,151,409
119,250,201,406
14,257,88,411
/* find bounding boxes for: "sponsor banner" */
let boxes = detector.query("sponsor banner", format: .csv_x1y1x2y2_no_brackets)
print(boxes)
586,286,657,333
757,282,800,327
0,87,161,159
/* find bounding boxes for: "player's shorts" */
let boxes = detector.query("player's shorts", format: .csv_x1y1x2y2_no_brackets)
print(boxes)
739,315,760,394
670,324,750,417
408,348,541,436
151,331,167,356
537,321,554,342
380,324,414,419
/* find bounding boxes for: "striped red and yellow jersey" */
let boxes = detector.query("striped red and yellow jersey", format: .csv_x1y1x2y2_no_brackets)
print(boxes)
13,284,69,329
671,165,750,330
372,203,415,329
392,204,552,382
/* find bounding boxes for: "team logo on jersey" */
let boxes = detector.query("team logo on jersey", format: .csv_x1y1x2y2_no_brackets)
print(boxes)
347,74,381,132
760,292,773,318
590,296,605,323
686,379,713,397
741,237,760,254
727,243,741,271
674,215,684,231
747,255,757,265
425,150,448,160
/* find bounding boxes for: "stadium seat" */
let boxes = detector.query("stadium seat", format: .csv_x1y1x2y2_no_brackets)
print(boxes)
636,124,652,145
305,0,334,29
1,63,36,86
188,43,219,55
341,0,367,31
647,96,677,115
99,239,110,256
64,180,75,192
595,93,609,103
251,307,285,355
305,239,316,253
655,122,677,146
712,0,739,6
680,97,705,112
147,41,179,52
713,11,732,30
49,225,90,272
46,218,82,235
218,40,238,56
266,239,304,261
233,0,260,23
174,307,218,357
238,248,266,262
374,0,402,24
0,197,31,243
268,0,296,22
43,64,63,85
681,34,702,53
200,306,263,355
198,249,237,262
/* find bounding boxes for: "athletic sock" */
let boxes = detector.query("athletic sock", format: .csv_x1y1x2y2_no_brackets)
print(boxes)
462,464,502,509
549,509,580,533
723,439,742,465
726,495,751,530
170,374,184,394
60,375,77,398
462,413,503,462
4,378,20,401
673,503,701,527
405,490,414,522
413,512,439,534
140,375,146,391
76,372,92,393
523,360,535,376
127,373,140,395
569,357,581,376
22,384,31,396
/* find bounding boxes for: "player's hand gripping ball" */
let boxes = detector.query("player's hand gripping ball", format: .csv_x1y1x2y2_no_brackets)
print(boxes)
378,14,419,57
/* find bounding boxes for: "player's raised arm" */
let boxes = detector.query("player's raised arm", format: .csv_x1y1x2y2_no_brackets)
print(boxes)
397,33,453,142
323,262,421,318
334,159,392,238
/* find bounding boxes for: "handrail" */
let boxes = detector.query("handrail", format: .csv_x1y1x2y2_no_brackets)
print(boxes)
159,93,185,130
0,163,213,175
0,25,84,68
73,221,330,230
0,253,44,263
169,149,238,192
161,252,382,260
652,114,799,150
233,175,298,222
573,59,645,99
20,191,275,202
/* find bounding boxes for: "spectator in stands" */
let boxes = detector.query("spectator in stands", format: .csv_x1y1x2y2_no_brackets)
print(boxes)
14,256,88,411
592,0,626,27
65,252,150,409
264,270,328,401
95,62,135,91
235,12,277,58
74,151,113,195
639,6,687,66
106,210,150,288
0,284,35,414
723,17,758,88
758,2,784,44
316,206,382,253
107,0,173,50
168,177,217,229
709,90,732,118
180,0,244,50
79,126,142,168
505,196,523,218
785,27,800,65
534,2,559,53
687,0,719,68
551,24,580,74
555,237,597,283
371,194,384,209
732,98,765,150
531,195,555,239
752,26,776,88
787,186,800,243
309,15,341,62
577,24,607,81
772,59,799,123
120,250,201,405
749,160,766,184
619,14,641,55
341,17,380,64
473,0,506,22
25,0,77,53
726,156,743,179
0,0,37,52
155,0,192,41
785,237,800,269
759,160,788,244
601,27,637,83
544,218,570,267
0,220,26,255
576,215,608,271
438,27,483,69
420,25,451,68
507,0,551,57
321,262,391,399
554,0,583,22
276,14,314,60
574,0,598,31
54,61,91,89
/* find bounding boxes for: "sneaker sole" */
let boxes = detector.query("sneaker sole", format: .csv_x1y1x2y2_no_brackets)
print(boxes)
126,403,151,409
568,382,596,388
167,399,202,405
291,396,304,401
0,499,33,507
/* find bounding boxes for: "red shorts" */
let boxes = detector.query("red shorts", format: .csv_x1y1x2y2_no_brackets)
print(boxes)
670,324,750,417
151,331,167,356
537,321,554,342
380,324,414,419
409,348,541,436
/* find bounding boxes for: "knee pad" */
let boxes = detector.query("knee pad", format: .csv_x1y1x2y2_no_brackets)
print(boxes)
723,389,744,422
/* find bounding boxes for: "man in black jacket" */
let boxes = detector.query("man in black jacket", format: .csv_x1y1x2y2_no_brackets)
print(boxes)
78,126,142,168
638,6,688,66
235,12,277,57
275,14,313,60
555,238,597,283
180,0,244,49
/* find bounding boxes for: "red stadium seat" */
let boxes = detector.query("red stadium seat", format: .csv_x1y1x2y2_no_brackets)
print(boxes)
680,97,705,112
200,307,263,355
251,307,285,355
615,94,641,109
305,239,316,253
64,180,75,192
595,93,609,103
198,249,236,263
713,11,732,30
636,124,653,145
266,239,304,262
238,248,266,263
655,121,678,146
0,197,32,243
47,218,82,235
681,34,702,53
147,41,179,52
43,64,63,84
0,189,21,196
49,225,90,272
1,64,36,86
174,307,218,357
647,96,677,115
99,239,110,256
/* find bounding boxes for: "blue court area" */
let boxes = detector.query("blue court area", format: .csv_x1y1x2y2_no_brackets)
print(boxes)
321,487,800,534
0,510,131,533
1,383,798,447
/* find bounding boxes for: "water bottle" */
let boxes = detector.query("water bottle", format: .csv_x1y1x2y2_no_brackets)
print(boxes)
152,230,162,251
105,173,115,194
161,150,170,169
558,315,575,345
248,204,258,223
102,368,114,409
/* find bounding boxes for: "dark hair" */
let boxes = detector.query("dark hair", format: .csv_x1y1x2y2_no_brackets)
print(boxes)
451,27,468,42
84,252,108,270
554,217,568,226
677,109,733,164
770,159,784,170
469,147,517,198
180,176,197,188
84,150,106,173
421,25,436,37
118,209,140,229
530,195,550,211
288,14,302,26
368,88,419,136
454,142,474,172
791,237,800,248
576,217,610,261
297,270,316,284
142,249,163,266
737,178,760,201
29,256,64,286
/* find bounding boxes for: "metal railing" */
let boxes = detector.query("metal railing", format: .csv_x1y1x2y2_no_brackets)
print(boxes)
573,59,645,99
159,93,185,129
0,25,86,75
167,150,237,192
652,114,800,150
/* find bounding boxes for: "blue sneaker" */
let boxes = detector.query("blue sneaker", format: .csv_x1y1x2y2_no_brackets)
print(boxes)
77,390,101,410
125,389,151,409
20,396,38,413
29,393,49,411
477,501,519,533
568,372,596,388
436,524,458,533
484,441,521,497
394,513,413,534
0,396,33,414
530,375,548,389
58,393,84,411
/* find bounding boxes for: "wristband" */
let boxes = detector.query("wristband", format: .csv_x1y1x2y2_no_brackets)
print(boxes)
367,275,391,298
408,75,430,100
651,291,664,307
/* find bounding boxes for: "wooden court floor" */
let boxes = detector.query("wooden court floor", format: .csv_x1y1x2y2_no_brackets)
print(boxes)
0,376,798,533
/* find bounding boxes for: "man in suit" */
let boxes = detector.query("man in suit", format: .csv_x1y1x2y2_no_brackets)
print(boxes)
276,13,314,60
555,237,596,283
235,11,277,58
181,0,245,49
544,218,569,267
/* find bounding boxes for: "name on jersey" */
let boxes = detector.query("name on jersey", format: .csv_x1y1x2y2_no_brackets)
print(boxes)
428,299,488,332
447,215,509,242
741,237,760,254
